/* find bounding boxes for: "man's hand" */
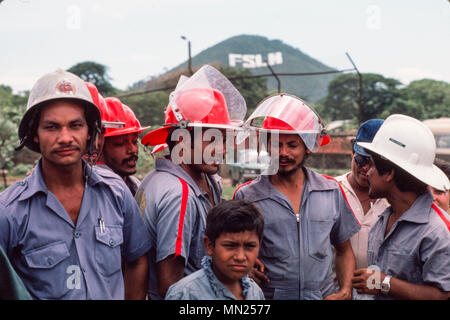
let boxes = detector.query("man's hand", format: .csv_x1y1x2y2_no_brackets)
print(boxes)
351,268,383,295
324,288,352,300
248,258,270,286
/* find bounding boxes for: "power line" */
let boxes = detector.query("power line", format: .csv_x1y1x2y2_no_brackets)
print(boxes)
117,67,356,99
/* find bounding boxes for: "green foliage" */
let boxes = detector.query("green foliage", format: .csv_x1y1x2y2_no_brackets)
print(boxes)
67,61,116,96
9,163,33,177
121,91,170,128
401,79,450,119
321,73,401,122
0,85,29,187
320,74,450,122
135,143,155,180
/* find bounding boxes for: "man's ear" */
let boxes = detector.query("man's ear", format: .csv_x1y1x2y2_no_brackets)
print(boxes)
383,168,395,182
203,236,214,256
33,135,39,144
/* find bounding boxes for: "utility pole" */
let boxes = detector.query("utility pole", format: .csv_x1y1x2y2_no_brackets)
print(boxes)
345,52,363,125
264,60,281,93
181,36,193,75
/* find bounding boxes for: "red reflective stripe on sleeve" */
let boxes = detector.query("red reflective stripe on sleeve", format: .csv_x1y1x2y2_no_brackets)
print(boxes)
175,178,189,256
322,174,361,226
431,203,450,232
232,180,253,200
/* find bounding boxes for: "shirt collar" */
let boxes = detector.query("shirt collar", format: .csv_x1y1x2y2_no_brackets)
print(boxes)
201,256,251,299
379,191,433,225
397,191,433,224
17,160,48,201
18,160,103,201
239,166,339,202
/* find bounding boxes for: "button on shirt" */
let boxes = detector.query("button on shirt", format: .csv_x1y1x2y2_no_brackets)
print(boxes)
368,191,450,300
0,161,152,300
233,168,361,300
135,158,223,300
335,172,389,269
165,256,265,300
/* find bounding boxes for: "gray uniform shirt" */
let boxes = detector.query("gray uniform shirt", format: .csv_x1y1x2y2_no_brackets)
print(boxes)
0,160,151,300
368,191,450,299
234,167,361,300
94,163,140,196
135,158,223,300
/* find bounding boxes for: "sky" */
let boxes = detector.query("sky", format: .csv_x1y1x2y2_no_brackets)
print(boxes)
1,0,449,93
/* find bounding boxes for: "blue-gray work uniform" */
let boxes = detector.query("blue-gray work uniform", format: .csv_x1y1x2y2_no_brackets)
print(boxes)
368,191,450,300
165,256,265,300
135,158,223,300
233,167,361,300
0,160,152,300
93,163,140,196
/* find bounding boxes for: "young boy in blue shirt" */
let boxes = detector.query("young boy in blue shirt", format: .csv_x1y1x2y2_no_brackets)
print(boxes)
165,200,265,300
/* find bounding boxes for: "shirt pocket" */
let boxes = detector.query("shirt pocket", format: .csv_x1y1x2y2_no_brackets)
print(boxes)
384,249,420,283
259,222,292,281
23,241,70,299
307,219,333,262
95,225,124,276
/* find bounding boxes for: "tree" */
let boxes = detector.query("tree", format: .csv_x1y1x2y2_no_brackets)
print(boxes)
401,79,450,119
67,61,116,95
0,86,30,188
121,91,170,128
320,73,401,122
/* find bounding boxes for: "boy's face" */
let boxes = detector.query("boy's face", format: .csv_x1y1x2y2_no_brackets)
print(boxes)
204,230,260,285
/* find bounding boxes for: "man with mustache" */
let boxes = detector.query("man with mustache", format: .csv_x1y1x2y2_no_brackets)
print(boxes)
96,97,150,196
233,93,360,300
0,70,151,299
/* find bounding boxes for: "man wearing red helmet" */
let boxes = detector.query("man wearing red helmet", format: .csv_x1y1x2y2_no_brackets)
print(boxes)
135,65,247,299
233,93,360,300
96,97,150,196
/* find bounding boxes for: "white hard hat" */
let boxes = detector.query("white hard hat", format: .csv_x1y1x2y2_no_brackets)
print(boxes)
357,114,450,191
17,69,101,153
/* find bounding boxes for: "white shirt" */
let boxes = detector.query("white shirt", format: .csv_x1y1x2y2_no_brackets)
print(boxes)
335,172,390,269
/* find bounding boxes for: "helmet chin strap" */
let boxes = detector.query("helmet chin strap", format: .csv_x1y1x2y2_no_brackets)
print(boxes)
86,121,101,165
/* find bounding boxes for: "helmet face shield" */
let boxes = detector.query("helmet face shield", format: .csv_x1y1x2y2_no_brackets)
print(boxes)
240,93,327,152
141,65,247,146
169,65,246,127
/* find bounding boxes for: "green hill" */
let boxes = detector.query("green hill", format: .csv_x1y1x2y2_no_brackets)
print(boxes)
172,34,339,103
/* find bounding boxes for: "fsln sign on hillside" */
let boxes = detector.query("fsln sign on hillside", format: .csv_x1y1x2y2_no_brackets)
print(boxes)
228,52,283,69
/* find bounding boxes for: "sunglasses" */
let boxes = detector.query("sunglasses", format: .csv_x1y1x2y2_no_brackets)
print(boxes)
354,154,371,167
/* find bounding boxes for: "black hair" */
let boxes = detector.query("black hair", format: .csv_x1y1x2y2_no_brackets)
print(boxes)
369,151,428,194
434,158,450,180
205,200,264,245
17,99,99,155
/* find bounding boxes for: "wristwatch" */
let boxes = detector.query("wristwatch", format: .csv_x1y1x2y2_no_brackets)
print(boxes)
380,275,392,294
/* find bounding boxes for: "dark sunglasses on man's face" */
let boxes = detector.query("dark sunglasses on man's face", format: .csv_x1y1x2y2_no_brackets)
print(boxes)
354,154,371,167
